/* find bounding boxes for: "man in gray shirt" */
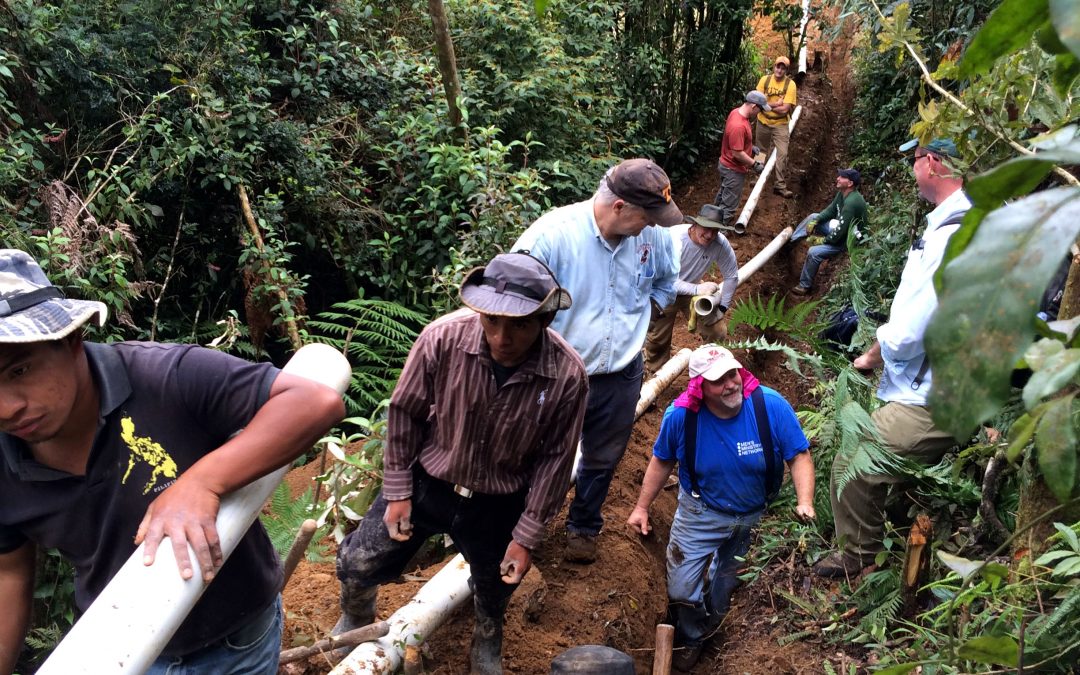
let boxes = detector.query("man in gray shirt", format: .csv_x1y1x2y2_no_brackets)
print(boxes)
644,218,739,374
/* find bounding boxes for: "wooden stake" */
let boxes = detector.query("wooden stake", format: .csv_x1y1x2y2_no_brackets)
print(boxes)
402,644,424,674
653,623,675,675
281,519,318,589
902,514,933,612
278,621,390,664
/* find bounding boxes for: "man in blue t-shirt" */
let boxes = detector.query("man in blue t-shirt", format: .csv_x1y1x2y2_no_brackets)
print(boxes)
628,345,815,671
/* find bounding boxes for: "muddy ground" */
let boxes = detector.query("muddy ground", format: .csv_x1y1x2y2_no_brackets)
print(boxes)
278,13,866,675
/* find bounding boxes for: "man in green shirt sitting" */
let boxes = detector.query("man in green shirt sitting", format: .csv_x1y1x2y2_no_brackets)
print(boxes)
790,168,867,295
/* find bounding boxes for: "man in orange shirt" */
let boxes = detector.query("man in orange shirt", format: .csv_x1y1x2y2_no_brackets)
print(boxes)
755,56,798,199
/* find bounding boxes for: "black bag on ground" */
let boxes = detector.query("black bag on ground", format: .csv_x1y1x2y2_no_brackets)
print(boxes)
819,305,860,351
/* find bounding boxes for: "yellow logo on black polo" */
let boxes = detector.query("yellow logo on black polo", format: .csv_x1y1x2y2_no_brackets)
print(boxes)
120,416,178,495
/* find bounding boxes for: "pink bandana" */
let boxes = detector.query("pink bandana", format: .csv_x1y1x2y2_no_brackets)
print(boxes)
673,368,760,412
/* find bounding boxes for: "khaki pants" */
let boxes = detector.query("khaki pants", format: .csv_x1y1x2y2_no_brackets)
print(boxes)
829,401,956,559
755,122,790,192
644,295,728,374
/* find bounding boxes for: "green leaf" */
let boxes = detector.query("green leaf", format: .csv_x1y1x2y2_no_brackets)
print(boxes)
871,664,921,675
957,635,1019,666
959,0,1048,77
937,550,983,579
534,0,550,16
1035,549,1074,564
1053,52,1080,96
1022,347,1080,409
966,162,1053,210
980,561,1010,585
1054,521,1080,550
927,187,1080,439
1050,0,1080,59
1006,411,1040,462
1035,393,1078,502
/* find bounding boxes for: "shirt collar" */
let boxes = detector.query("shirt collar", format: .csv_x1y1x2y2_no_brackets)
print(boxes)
926,189,972,231
0,342,131,480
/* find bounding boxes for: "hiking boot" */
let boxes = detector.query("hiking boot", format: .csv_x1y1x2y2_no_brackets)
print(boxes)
671,642,704,672
332,584,377,657
564,532,598,564
774,187,795,199
790,285,810,296
470,601,505,674
813,551,868,578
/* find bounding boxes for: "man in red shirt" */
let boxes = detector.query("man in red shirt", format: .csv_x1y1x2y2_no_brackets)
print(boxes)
712,91,770,227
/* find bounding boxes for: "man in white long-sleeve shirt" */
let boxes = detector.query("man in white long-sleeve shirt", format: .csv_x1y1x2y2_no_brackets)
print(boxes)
644,218,739,374
815,138,966,578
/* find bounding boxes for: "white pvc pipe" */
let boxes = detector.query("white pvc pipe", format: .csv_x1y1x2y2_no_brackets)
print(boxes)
636,348,693,419
39,343,351,675
693,226,795,316
331,555,473,675
736,105,803,229
798,0,811,75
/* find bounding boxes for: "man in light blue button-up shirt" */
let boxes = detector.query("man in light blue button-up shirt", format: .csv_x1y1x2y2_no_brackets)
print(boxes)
513,158,682,563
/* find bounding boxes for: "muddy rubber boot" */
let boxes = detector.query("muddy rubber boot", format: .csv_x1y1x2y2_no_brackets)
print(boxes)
469,603,505,675
333,584,377,636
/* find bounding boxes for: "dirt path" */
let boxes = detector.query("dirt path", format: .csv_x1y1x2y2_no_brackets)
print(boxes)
278,14,860,675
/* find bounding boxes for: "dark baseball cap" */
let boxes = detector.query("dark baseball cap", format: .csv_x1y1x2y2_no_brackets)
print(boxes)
837,168,861,186
604,158,684,227
898,137,960,158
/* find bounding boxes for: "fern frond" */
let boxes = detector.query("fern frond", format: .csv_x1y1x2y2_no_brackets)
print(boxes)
727,294,829,348
833,400,924,496
261,483,320,558
722,336,825,379
307,297,427,416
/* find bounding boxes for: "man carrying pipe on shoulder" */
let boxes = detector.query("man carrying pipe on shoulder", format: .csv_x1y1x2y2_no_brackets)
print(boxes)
334,253,589,674
0,249,345,675
644,218,739,375
629,345,815,671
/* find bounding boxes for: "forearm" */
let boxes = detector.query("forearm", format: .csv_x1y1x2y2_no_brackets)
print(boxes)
183,375,344,496
0,544,35,675
633,456,677,511
788,451,815,509
735,150,754,167
674,278,699,296
856,341,884,369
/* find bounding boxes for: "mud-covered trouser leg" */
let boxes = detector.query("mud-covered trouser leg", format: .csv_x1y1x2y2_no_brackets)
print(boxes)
567,354,644,536
644,298,679,375
830,401,957,559
666,489,761,647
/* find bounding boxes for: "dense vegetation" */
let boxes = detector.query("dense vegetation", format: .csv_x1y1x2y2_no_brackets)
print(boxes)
3,0,1080,671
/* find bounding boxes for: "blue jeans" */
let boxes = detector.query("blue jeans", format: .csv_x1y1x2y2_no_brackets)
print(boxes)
567,354,644,536
789,212,818,244
147,596,282,675
799,243,845,289
667,490,762,647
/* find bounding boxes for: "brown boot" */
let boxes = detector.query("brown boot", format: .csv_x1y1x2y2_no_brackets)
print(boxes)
812,551,869,578
564,532,598,564
774,187,795,199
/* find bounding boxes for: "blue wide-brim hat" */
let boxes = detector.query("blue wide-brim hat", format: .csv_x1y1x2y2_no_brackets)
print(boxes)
0,249,107,343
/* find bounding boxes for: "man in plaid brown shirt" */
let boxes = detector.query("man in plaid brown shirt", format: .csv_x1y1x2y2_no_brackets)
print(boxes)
334,252,588,674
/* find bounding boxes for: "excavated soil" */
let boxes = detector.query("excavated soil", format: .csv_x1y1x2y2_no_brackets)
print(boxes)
279,11,862,675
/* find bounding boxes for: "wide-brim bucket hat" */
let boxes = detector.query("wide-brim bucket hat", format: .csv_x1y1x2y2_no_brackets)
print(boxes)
0,249,107,343
460,252,572,317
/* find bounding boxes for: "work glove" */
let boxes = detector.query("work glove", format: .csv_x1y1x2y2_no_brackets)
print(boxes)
752,160,764,174
752,145,762,157
695,281,720,297
806,218,817,234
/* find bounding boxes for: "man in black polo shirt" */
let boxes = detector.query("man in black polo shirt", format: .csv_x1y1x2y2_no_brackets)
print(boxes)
0,249,344,674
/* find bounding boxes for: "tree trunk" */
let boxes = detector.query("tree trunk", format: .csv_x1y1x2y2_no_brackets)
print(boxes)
428,0,463,132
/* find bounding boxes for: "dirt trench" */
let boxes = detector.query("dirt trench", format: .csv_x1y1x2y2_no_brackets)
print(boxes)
278,20,859,675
